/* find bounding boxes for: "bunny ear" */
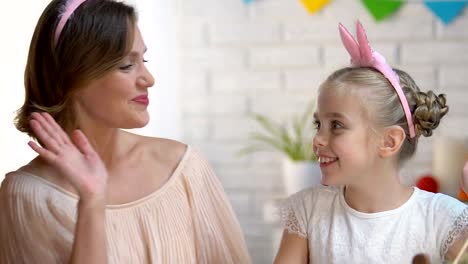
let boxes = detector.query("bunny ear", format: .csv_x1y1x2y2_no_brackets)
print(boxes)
356,21,373,64
339,23,361,65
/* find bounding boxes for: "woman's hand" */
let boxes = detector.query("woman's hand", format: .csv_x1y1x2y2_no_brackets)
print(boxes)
28,112,108,204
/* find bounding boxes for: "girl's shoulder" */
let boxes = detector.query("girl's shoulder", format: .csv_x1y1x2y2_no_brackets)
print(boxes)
413,188,467,214
282,185,342,218
413,189,468,259
278,185,341,238
288,185,342,204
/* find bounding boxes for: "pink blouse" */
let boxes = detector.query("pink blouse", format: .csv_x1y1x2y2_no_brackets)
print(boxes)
0,146,251,263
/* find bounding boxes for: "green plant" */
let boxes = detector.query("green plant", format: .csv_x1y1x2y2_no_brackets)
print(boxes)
239,101,318,161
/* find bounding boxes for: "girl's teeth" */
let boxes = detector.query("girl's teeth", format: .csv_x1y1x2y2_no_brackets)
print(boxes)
319,157,337,163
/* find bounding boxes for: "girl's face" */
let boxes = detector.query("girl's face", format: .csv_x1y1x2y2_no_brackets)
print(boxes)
313,86,380,186
73,26,155,130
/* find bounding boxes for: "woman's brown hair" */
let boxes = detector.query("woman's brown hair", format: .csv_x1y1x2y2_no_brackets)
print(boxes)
15,0,137,140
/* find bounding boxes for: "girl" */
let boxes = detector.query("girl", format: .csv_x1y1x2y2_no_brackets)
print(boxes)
0,0,251,263
274,22,468,264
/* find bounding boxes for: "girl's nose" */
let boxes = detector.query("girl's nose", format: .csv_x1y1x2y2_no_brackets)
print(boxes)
313,131,327,148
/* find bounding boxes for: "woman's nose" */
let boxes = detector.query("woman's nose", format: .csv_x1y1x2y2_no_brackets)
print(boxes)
138,65,155,88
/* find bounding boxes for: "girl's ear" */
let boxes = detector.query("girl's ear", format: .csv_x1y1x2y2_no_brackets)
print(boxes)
378,126,406,158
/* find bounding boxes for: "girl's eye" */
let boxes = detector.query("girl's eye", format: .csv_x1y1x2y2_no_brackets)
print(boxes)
331,120,343,129
313,120,321,130
143,59,148,63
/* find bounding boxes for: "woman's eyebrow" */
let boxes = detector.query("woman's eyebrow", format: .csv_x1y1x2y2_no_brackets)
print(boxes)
127,47,148,58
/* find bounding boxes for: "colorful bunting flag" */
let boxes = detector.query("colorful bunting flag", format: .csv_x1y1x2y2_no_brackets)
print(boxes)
424,1,467,25
248,0,467,25
300,0,331,14
362,0,404,22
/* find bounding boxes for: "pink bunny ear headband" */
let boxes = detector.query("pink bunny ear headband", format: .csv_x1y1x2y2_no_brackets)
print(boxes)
54,0,88,47
338,21,416,138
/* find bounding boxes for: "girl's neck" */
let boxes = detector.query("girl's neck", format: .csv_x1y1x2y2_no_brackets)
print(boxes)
343,169,414,213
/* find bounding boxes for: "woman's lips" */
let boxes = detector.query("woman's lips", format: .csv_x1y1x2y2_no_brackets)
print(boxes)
132,94,149,106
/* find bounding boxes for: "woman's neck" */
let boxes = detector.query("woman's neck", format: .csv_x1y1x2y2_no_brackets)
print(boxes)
344,166,413,213
75,122,127,169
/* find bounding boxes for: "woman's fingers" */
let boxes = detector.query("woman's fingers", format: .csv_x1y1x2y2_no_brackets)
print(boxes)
29,119,62,154
30,112,96,157
28,113,108,199
30,112,73,154
42,112,70,145
31,113,54,136
27,141,57,163
33,112,66,145
71,129,95,156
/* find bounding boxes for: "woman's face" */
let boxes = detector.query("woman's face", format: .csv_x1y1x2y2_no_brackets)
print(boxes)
73,26,155,130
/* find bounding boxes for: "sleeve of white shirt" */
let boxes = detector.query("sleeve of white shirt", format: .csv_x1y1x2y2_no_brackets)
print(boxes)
432,193,468,258
279,189,313,239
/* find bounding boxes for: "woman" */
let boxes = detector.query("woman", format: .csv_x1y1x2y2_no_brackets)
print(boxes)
0,0,251,263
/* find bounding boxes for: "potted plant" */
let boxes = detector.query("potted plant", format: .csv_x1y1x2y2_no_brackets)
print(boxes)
239,101,321,195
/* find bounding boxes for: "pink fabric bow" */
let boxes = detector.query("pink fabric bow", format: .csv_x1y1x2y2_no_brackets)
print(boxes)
338,21,416,138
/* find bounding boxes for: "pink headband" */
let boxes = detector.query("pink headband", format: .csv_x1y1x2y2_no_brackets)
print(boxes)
54,0,88,46
338,21,416,138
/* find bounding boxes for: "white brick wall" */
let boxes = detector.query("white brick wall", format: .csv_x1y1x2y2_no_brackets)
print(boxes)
175,1,468,263
210,21,281,45
249,46,321,68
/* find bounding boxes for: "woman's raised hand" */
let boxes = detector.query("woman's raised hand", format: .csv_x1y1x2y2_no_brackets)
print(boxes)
28,112,108,203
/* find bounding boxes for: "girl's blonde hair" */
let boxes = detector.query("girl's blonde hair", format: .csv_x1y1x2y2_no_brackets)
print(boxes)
319,67,449,164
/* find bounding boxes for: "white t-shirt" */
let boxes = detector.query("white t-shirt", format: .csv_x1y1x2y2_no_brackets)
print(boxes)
280,185,468,264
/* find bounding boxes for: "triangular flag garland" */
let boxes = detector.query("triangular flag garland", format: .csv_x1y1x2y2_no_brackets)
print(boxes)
300,0,331,14
240,0,468,25
362,0,404,22
424,1,468,25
